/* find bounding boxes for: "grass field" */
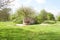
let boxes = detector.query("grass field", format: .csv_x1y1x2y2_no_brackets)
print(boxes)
0,22,60,40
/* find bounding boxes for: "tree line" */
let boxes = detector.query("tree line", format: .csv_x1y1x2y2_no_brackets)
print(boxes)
11,7,56,24
0,0,60,24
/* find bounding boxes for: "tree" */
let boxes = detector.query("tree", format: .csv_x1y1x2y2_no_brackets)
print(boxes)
47,13,55,20
35,9,56,24
57,16,60,21
0,8,11,21
16,7,36,18
0,0,14,9
39,9,47,20
13,7,36,24
56,12,60,21
35,9,47,23
0,0,14,21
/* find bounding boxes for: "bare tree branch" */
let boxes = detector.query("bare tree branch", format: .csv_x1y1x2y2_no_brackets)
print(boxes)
0,0,14,9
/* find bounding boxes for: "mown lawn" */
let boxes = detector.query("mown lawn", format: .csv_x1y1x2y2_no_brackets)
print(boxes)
0,22,60,40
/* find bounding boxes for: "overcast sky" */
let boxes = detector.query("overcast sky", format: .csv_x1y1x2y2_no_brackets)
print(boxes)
10,0,60,16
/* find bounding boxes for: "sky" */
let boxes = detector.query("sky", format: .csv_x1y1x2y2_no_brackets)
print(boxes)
10,0,60,16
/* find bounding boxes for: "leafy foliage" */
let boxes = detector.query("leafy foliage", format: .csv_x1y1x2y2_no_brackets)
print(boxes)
47,13,55,20
57,16,60,21
35,10,47,24
16,7,36,18
0,8,11,21
12,7,36,24
35,9,56,24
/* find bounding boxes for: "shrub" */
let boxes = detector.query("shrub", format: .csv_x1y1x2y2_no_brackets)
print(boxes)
57,16,60,21
35,16,45,24
43,20,56,24
12,17,23,24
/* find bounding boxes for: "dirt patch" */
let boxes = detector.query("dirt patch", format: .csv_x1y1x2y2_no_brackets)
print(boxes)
16,24,26,26
40,23,49,25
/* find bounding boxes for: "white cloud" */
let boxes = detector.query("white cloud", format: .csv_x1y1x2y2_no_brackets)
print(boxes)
10,0,32,8
20,0,32,4
44,8,60,16
10,0,32,12
35,0,46,4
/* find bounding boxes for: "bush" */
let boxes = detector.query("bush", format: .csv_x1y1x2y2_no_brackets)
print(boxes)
43,20,56,24
35,16,45,24
57,16,60,21
12,17,23,24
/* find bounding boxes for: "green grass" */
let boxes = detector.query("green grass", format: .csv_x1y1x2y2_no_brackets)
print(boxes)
0,22,60,40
